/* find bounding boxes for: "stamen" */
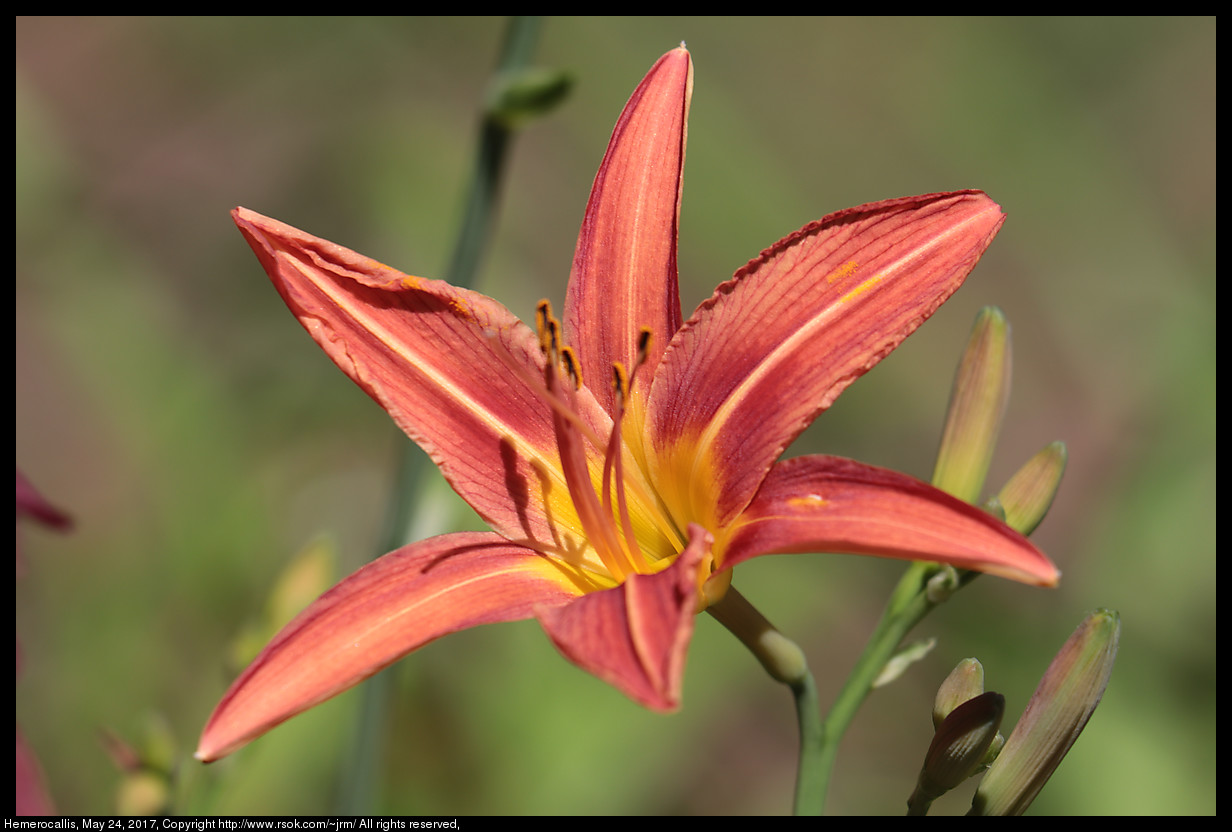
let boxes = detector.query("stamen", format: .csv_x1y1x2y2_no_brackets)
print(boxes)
612,362,629,399
535,300,553,354
487,306,686,580
636,327,653,368
535,299,638,580
604,361,649,572
560,346,583,391
548,355,636,582
547,318,562,357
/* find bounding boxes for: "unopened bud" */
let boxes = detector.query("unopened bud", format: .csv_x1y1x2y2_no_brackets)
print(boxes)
970,610,1121,815
932,307,1011,502
994,442,1067,536
909,691,1005,814
933,657,986,729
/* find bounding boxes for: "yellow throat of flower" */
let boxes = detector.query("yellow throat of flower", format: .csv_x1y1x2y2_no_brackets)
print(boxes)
498,300,729,609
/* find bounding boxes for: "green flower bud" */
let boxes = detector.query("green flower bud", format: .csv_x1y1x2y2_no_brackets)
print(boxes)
995,441,1067,536
932,307,1011,502
933,657,986,729
486,68,572,128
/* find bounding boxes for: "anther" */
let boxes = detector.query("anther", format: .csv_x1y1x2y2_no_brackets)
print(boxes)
535,300,552,352
560,346,583,391
612,362,629,403
636,328,653,367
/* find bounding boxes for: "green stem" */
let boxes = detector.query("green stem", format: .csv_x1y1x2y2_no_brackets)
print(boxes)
444,16,542,291
812,561,973,813
336,16,545,814
707,588,825,815
790,671,826,815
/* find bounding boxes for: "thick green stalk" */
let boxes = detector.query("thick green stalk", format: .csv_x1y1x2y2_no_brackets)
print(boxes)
790,672,826,815
813,562,941,812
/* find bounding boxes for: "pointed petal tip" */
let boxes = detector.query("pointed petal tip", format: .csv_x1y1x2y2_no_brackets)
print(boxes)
722,456,1060,589
195,720,254,762
231,206,281,245
194,535,584,763
231,205,257,226
231,206,284,237
653,43,693,89
1038,564,1062,589
1015,563,1061,589
194,724,236,764
950,536,1060,589
563,42,692,408
195,708,262,764
232,207,314,246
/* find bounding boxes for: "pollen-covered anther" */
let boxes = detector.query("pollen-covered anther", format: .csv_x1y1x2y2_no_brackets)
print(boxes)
560,346,583,391
535,298,563,359
611,362,630,403
636,327,653,367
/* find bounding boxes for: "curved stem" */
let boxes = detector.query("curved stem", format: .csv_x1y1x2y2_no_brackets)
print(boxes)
790,671,826,815
812,562,973,813
707,587,825,815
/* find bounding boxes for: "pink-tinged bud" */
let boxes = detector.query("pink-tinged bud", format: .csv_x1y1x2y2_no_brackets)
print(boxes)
970,609,1121,815
910,691,1006,814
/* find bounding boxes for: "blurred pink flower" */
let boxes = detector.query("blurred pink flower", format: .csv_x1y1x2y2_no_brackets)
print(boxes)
16,469,69,815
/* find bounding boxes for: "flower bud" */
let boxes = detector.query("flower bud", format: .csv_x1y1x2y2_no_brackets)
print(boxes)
932,307,1011,502
486,68,572,128
909,691,1005,814
970,610,1121,815
994,441,1067,536
933,657,985,729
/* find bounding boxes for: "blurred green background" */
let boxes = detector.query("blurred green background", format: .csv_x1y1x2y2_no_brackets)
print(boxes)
16,17,1214,815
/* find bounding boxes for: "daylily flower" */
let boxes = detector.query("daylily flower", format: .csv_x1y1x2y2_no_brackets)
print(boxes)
197,47,1057,762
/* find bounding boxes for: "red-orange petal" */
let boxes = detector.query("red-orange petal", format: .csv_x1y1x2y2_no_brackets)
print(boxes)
563,46,691,418
196,532,585,762
233,207,611,550
646,192,1005,531
536,524,711,711
720,455,1059,587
